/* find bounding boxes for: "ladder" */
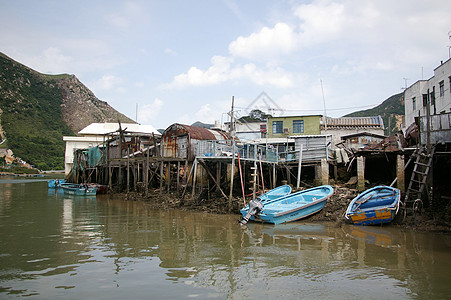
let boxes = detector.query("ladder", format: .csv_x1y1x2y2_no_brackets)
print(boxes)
404,146,435,214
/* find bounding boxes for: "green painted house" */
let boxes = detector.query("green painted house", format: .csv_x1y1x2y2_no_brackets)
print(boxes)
267,115,322,138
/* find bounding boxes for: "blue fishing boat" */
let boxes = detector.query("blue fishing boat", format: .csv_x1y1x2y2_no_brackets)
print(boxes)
240,185,333,225
47,179,67,188
239,185,292,224
60,183,98,196
258,185,334,224
344,185,401,226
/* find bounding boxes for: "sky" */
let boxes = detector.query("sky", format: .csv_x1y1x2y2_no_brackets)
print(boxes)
1,0,451,130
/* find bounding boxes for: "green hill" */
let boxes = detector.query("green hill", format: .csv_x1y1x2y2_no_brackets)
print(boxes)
344,93,404,135
0,52,135,170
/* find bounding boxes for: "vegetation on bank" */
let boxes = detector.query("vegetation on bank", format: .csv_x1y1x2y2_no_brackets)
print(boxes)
344,93,404,135
0,165,40,174
0,53,74,170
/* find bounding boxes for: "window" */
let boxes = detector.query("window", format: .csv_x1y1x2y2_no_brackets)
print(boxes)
431,86,436,106
272,121,283,134
412,97,416,111
439,80,445,97
423,94,428,107
293,120,304,133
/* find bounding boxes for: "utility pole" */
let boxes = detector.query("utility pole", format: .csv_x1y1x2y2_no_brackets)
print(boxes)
230,96,235,137
320,78,327,133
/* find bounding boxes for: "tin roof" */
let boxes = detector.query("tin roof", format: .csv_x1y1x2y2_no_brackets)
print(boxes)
323,116,384,128
163,123,232,140
340,131,387,140
78,123,160,136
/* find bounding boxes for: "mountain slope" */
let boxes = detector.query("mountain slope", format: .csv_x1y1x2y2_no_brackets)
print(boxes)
344,93,404,135
0,52,135,170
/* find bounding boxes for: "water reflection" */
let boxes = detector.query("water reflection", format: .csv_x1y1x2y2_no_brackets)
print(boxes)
0,180,450,299
92,196,451,299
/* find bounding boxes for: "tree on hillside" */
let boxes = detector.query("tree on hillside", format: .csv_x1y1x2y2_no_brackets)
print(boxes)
239,109,271,122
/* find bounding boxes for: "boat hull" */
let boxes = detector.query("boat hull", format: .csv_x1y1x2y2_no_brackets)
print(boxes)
240,185,292,221
345,185,401,226
60,184,98,196
259,198,328,224
256,185,334,225
47,179,66,188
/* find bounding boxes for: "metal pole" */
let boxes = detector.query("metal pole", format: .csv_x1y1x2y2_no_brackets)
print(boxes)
229,141,235,210
296,144,303,189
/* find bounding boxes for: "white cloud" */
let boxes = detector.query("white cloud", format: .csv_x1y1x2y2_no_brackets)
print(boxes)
195,104,213,121
168,56,233,88
137,98,164,123
19,47,73,74
166,55,294,88
230,64,294,87
165,48,177,56
165,0,451,97
229,22,297,60
105,2,143,29
93,74,123,91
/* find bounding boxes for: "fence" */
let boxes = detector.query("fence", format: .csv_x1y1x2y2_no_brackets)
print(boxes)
196,140,278,163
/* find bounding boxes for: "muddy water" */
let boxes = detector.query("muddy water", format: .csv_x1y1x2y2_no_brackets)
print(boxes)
1,177,450,299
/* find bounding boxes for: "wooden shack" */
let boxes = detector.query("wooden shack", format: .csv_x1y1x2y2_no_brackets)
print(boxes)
161,123,232,161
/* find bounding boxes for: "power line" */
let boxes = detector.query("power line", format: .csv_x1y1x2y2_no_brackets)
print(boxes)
234,103,379,113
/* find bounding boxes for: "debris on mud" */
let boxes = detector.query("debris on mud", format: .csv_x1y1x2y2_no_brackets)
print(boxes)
120,184,451,232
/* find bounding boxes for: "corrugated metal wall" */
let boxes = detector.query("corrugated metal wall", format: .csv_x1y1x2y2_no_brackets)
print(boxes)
293,135,332,161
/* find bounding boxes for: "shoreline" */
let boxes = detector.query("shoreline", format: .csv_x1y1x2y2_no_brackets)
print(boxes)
121,184,451,233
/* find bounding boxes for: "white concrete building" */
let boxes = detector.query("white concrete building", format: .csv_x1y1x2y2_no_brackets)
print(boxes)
404,58,451,128
223,120,266,141
63,123,160,175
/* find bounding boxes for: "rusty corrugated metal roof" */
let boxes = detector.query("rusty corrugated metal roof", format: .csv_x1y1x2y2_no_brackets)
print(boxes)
163,123,232,140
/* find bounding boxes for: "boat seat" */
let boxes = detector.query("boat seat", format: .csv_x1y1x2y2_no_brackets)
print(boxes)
359,197,395,209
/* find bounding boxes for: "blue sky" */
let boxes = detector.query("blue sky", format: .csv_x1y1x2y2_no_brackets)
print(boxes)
1,0,451,130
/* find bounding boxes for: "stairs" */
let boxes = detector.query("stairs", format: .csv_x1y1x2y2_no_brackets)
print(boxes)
404,146,435,215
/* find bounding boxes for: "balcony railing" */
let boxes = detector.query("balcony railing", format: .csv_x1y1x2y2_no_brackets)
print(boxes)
196,140,278,163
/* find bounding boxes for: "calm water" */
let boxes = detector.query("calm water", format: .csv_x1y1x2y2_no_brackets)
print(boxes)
0,177,450,299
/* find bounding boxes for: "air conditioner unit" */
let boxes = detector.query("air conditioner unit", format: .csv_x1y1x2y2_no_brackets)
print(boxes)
283,128,290,134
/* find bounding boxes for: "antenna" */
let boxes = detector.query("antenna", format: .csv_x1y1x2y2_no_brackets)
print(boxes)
401,78,409,90
448,31,451,59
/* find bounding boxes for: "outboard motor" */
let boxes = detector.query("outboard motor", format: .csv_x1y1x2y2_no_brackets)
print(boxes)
239,198,264,225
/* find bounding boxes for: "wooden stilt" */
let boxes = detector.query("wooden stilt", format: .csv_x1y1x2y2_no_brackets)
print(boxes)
357,156,365,191
273,164,276,189
252,161,257,199
198,159,228,200
229,142,236,211
126,146,130,193
296,144,303,189
396,154,405,193
177,161,180,194
159,161,164,195
181,161,195,200
166,162,171,192
321,158,329,185
145,143,150,197
192,159,198,196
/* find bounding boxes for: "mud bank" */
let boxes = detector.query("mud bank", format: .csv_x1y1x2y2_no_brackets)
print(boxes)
122,185,451,233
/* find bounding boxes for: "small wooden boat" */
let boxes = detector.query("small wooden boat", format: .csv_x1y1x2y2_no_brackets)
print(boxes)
60,183,98,196
239,185,292,224
344,185,401,226
258,185,334,224
47,179,67,188
82,183,108,194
